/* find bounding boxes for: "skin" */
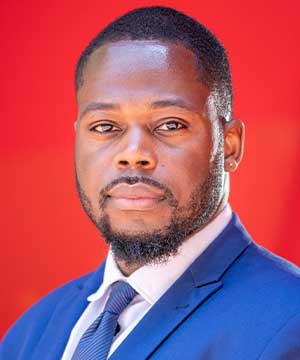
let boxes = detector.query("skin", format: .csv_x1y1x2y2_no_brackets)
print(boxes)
75,40,244,276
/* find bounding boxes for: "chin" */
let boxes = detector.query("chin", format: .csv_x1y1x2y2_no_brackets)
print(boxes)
106,213,170,232
109,223,167,237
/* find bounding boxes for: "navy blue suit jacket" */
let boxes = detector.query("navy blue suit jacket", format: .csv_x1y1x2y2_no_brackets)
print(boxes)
1,213,300,359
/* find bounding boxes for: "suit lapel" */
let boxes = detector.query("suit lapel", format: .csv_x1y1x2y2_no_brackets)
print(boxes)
110,213,252,359
110,270,223,360
32,260,106,360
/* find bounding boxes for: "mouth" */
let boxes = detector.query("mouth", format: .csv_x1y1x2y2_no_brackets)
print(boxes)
106,183,166,211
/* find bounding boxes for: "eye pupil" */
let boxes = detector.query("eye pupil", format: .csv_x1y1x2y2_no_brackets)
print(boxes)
167,122,178,130
92,123,115,133
101,124,112,132
156,120,185,132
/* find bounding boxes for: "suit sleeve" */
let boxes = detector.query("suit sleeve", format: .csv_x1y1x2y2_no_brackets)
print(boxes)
259,311,300,359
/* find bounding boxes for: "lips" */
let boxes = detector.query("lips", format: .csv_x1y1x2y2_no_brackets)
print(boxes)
106,183,165,210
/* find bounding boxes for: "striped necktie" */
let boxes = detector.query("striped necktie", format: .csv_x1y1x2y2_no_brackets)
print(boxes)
72,281,137,360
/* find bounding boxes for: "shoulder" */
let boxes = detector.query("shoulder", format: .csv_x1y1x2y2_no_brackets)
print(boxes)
228,240,300,305
216,212,300,304
243,241,300,287
225,241,300,351
17,271,93,321
222,213,300,293
258,310,300,358
0,270,96,357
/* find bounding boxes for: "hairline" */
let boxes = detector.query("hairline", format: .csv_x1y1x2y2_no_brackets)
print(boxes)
75,38,228,122
77,37,211,92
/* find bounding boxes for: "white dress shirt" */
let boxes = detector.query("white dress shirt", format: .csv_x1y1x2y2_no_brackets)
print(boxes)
62,204,232,359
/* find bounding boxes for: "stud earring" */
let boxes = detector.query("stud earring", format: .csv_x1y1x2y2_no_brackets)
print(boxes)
226,159,237,171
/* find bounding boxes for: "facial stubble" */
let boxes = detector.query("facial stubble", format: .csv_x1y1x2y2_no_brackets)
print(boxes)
75,138,224,268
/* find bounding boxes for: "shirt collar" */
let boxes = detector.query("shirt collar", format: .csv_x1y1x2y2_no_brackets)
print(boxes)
88,203,232,305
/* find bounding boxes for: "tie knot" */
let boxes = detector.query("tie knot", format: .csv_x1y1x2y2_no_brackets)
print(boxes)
104,281,137,316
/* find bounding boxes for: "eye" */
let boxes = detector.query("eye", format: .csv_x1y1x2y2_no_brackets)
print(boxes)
90,122,120,133
156,120,187,132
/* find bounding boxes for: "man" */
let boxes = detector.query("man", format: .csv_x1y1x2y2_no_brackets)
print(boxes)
1,6,300,359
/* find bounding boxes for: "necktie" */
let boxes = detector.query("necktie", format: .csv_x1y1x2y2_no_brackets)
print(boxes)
72,281,137,360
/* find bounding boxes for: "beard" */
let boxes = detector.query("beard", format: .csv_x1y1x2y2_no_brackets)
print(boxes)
76,139,224,268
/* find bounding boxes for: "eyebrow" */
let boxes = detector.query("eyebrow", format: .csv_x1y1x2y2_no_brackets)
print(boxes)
150,99,195,112
79,98,195,120
79,102,121,119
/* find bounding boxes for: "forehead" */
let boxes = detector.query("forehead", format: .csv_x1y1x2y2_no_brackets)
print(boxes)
77,40,210,111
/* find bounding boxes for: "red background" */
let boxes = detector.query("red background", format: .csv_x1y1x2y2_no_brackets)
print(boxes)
1,0,299,337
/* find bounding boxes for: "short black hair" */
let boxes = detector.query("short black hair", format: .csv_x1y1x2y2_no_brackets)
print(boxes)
75,6,232,120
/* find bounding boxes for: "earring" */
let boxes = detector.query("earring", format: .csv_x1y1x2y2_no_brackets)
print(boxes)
226,159,237,171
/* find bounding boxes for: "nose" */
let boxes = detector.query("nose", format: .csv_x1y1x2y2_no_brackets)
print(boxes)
113,127,157,170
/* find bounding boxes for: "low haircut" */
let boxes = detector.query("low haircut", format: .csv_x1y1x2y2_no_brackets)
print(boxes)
75,6,233,120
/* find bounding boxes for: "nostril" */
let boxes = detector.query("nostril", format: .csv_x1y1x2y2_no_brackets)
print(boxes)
119,160,129,166
116,158,153,168
140,160,149,166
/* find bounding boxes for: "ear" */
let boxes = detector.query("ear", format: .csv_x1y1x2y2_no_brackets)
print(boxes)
223,119,245,173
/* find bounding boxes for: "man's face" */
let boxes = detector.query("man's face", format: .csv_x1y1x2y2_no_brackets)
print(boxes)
75,40,226,266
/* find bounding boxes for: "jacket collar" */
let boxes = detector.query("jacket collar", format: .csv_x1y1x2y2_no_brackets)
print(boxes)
110,212,252,359
34,212,251,359
189,212,252,287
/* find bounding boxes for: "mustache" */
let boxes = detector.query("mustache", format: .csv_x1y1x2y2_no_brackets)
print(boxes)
99,175,177,207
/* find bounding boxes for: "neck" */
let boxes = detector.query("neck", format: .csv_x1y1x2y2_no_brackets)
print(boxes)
115,259,141,277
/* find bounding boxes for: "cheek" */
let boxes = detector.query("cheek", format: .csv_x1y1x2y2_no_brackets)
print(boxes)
75,137,114,198
159,139,213,204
